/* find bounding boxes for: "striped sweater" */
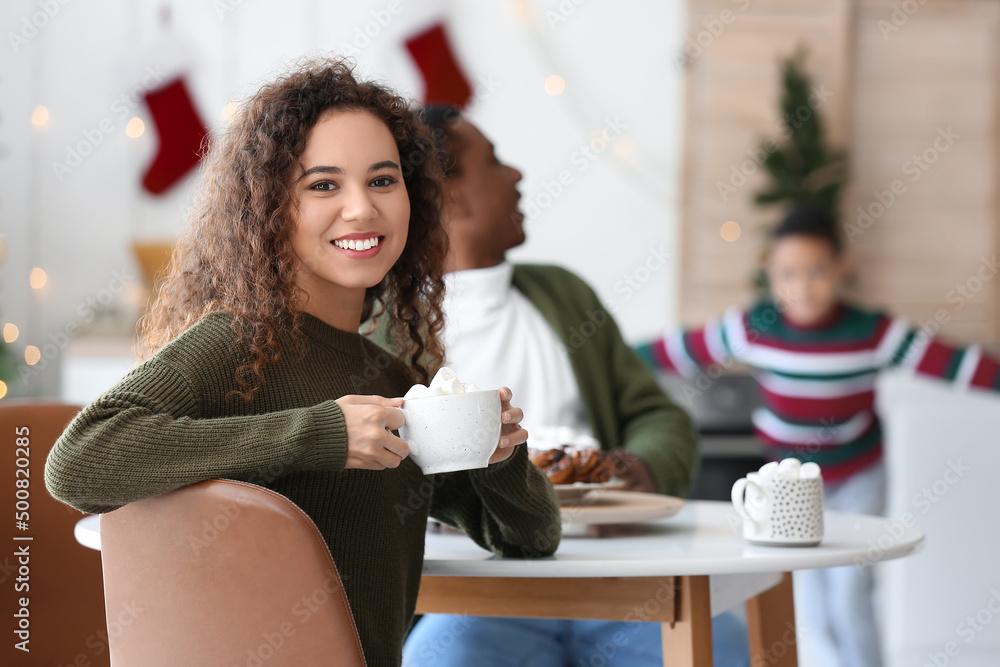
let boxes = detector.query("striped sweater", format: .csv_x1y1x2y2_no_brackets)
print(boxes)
636,301,1000,482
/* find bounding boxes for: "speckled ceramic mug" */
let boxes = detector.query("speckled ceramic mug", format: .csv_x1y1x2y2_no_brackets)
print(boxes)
731,473,825,546
398,390,502,475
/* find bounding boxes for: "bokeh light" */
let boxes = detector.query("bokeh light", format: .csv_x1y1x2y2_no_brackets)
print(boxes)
29,267,47,289
125,117,145,138
221,101,239,122
721,221,742,242
31,105,49,127
544,75,566,96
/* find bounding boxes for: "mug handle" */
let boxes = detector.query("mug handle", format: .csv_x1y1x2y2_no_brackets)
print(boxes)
731,478,765,525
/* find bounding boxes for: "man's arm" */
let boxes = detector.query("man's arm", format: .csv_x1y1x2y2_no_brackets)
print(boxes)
518,264,702,498
604,315,700,498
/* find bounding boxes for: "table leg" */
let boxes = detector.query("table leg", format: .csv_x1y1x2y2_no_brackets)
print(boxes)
746,571,798,667
661,575,713,667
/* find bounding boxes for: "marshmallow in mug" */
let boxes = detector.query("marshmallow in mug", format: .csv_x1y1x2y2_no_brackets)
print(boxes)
758,458,821,480
404,367,480,399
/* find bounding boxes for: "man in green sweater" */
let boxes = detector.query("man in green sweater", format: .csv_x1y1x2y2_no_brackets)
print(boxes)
400,107,749,666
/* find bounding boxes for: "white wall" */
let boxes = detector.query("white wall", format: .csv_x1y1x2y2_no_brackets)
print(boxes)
0,0,686,399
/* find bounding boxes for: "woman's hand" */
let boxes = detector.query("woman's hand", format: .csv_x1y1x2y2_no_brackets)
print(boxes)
489,387,528,465
335,395,409,470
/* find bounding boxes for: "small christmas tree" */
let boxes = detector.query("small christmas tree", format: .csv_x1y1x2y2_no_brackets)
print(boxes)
752,49,847,291
755,49,846,220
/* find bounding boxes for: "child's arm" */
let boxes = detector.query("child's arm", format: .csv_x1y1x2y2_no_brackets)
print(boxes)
428,445,562,559
886,324,1000,392
634,314,736,379
44,360,349,514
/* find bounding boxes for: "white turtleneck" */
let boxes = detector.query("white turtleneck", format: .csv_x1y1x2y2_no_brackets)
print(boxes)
441,262,591,436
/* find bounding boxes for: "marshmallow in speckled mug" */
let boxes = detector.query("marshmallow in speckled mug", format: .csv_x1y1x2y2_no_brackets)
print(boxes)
731,458,825,546
399,367,499,475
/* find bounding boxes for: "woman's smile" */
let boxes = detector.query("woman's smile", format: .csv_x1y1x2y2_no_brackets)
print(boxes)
331,232,386,258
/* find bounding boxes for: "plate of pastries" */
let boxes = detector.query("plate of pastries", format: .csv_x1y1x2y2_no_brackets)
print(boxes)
529,445,625,503
528,428,685,526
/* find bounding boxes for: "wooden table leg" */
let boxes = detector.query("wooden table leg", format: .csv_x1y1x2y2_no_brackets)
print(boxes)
662,575,713,667
746,571,798,667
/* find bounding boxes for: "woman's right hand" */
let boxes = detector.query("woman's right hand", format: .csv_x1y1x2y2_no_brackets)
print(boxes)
334,395,409,470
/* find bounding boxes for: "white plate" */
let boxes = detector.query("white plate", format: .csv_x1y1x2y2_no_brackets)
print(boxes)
559,491,685,525
553,479,625,503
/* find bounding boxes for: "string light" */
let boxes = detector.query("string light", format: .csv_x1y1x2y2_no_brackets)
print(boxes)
0,381,6,400
125,118,145,138
29,267,47,289
544,75,565,96
24,346,40,366
3,324,18,343
31,105,49,127
721,221,742,242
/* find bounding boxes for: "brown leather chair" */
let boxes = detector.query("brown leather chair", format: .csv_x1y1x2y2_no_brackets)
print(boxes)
0,402,110,667
99,478,367,666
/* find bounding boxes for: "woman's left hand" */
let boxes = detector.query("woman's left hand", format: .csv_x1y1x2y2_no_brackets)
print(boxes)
490,386,527,464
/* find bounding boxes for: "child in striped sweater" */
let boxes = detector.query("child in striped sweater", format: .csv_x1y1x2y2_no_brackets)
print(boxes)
636,204,1000,667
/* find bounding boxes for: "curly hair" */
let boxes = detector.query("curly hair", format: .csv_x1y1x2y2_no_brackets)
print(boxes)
139,56,448,402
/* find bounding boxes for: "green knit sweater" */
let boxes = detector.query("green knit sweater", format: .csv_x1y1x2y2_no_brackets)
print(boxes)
510,264,699,497
44,312,561,667
374,263,699,497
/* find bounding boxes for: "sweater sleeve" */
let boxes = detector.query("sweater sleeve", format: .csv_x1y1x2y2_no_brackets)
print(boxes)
602,313,700,498
884,321,1000,392
634,315,735,379
44,360,349,514
428,445,562,558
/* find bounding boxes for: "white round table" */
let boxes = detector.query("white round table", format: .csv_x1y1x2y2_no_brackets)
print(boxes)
77,500,923,667
421,499,923,576
415,500,923,667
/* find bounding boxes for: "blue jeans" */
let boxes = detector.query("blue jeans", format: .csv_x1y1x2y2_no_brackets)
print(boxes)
403,612,750,666
794,460,886,667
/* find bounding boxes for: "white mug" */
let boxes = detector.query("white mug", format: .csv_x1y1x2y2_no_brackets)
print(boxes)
398,390,501,475
731,473,824,546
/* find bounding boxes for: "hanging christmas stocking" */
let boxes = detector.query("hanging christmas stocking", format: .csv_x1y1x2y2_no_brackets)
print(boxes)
141,76,209,195
405,22,473,108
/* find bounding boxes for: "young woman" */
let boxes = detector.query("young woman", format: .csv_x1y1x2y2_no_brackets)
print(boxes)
637,204,1000,667
45,58,560,667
